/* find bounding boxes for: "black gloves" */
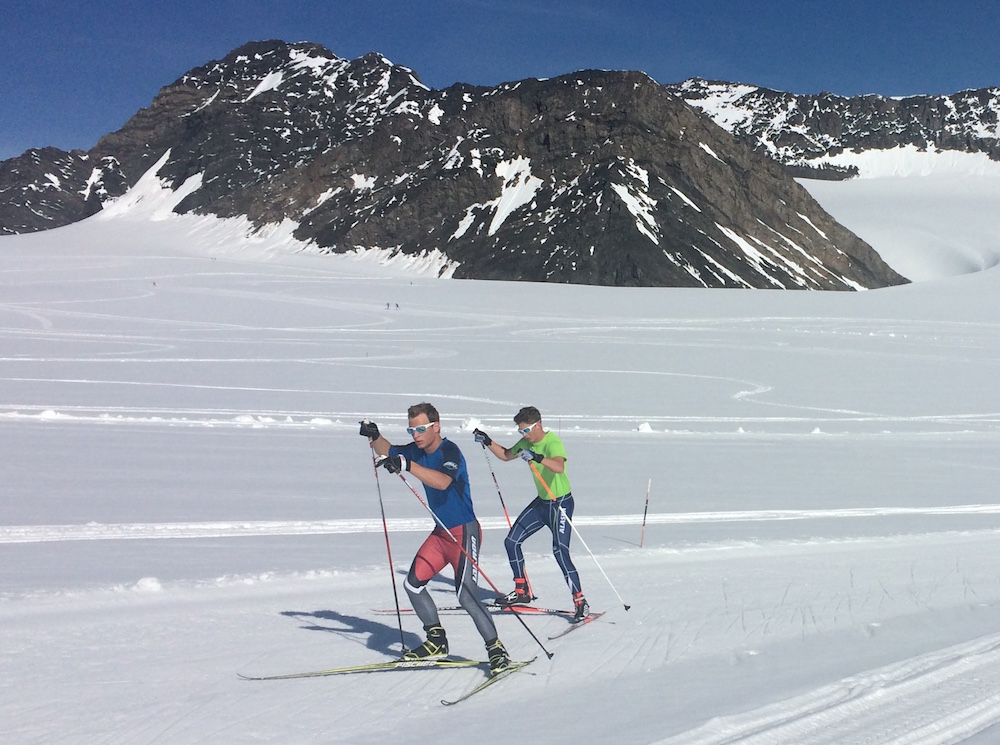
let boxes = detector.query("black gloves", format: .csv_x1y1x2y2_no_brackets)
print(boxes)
518,449,544,463
360,419,409,474
473,428,492,446
379,454,409,473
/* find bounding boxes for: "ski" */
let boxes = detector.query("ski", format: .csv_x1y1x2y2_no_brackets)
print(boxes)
237,656,483,681
547,611,606,640
441,657,537,706
372,605,574,617
485,599,574,615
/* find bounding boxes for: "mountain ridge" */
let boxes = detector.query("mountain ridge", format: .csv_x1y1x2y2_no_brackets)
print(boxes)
0,40,922,290
670,77,1000,179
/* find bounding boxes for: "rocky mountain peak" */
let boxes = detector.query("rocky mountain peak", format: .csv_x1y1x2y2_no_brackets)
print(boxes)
1,41,911,289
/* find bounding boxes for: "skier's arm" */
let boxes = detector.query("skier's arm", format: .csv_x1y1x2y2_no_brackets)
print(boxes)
494,441,520,461
407,461,454,491
474,428,518,461
541,455,565,473
371,436,391,457
359,420,391,456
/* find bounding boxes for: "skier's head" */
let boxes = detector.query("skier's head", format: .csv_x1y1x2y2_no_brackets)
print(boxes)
514,406,545,442
408,402,440,423
514,406,541,426
407,402,443,450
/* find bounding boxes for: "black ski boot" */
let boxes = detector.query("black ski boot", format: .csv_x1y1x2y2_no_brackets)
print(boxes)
495,577,532,607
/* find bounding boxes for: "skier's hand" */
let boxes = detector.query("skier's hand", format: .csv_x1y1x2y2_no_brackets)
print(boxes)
378,454,408,473
473,428,492,446
359,420,381,440
519,449,543,463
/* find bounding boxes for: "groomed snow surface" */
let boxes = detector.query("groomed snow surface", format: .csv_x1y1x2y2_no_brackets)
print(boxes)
3,162,1000,744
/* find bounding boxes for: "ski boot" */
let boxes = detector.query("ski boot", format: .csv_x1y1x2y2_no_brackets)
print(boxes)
573,592,590,622
486,638,511,676
403,625,448,660
495,577,532,607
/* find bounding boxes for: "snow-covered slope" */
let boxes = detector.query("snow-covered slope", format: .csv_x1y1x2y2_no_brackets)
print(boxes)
802,174,1000,281
2,172,1000,743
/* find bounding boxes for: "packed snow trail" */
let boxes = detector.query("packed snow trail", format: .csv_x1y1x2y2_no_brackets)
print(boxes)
657,633,1000,744
7,505,1000,543
3,169,1000,744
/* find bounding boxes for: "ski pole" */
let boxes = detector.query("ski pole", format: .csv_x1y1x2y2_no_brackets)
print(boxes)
480,443,535,600
389,466,554,659
640,478,651,548
369,443,406,653
481,444,514,526
529,461,631,611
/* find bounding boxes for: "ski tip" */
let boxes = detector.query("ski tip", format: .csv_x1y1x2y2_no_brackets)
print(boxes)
440,657,538,705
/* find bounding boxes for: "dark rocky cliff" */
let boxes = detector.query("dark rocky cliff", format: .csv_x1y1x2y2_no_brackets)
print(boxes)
1,41,910,289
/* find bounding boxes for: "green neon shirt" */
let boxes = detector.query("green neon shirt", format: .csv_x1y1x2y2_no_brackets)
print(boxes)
512,430,572,500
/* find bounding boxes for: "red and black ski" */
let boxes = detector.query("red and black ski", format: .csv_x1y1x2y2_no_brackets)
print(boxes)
372,605,574,617
547,611,605,640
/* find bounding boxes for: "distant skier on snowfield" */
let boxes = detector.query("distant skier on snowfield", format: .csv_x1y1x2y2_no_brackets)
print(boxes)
474,406,589,621
360,402,512,675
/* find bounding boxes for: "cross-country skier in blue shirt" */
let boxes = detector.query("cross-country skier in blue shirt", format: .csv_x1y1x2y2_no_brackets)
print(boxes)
361,402,511,675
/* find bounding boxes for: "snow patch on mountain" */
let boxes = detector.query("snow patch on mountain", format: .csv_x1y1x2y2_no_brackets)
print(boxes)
450,157,545,241
489,157,542,236
350,245,458,277
350,173,377,191
610,158,661,244
812,145,1000,179
245,71,284,102
98,150,201,221
668,185,702,212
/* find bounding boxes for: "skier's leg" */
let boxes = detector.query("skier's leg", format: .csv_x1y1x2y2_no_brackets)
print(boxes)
549,494,582,596
404,531,448,629
452,521,499,642
504,497,548,579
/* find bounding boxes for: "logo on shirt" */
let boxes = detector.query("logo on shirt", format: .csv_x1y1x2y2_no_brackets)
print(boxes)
443,460,458,471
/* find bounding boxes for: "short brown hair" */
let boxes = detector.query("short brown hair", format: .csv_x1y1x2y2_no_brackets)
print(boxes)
514,406,541,425
408,402,440,422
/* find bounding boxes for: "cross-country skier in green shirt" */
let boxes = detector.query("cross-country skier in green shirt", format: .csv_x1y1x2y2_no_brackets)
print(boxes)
474,405,589,620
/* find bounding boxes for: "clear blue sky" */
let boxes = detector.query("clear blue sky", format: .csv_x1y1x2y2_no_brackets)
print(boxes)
2,0,998,161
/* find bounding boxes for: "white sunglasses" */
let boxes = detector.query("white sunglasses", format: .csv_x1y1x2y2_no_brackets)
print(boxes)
407,422,437,435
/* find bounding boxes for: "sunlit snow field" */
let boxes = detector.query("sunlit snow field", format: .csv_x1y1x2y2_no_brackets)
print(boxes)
2,151,1000,744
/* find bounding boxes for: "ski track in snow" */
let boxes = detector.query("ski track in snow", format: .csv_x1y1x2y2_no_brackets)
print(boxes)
6,506,1000,544
4,179,1000,743
3,405,1000,431
656,634,1000,744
